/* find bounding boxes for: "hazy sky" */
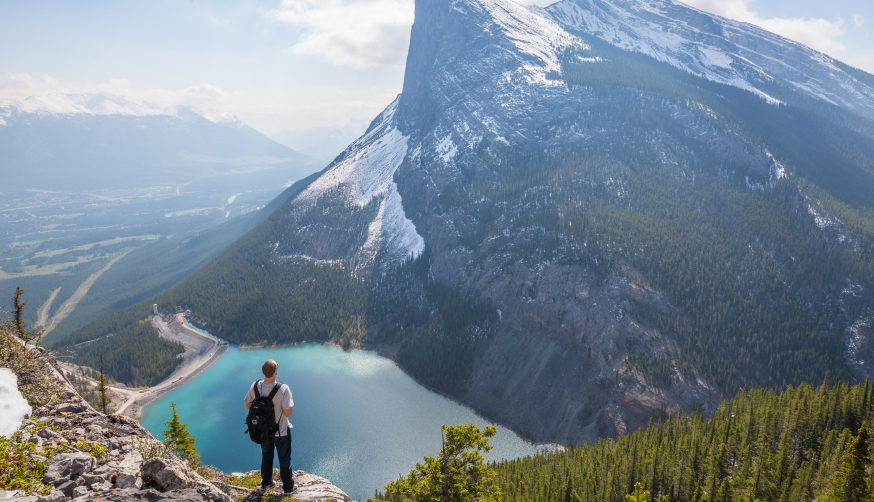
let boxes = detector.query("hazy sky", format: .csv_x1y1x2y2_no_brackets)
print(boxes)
1,0,872,136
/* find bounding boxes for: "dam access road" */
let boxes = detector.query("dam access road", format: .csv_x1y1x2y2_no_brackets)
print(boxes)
112,312,227,418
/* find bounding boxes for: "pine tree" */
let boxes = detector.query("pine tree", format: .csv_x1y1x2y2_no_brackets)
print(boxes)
97,354,108,414
376,424,502,502
830,427,873,502
162,402,199,461
12,287,31,342
627,482,650,502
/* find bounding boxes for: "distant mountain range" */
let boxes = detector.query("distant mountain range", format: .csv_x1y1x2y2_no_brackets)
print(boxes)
61,0,874,445
0,93,311,191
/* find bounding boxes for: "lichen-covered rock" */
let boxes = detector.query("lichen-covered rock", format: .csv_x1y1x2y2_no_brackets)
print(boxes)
115,451,144,489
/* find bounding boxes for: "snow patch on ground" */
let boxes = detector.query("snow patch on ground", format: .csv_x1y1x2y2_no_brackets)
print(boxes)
227,194,241,205
0,368,31,438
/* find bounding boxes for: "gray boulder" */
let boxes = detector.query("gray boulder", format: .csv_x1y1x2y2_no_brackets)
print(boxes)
99,488,209,501
290,470,353,502
35,490,65,502
90,481,112,492
55,480,77,498
42,452,96,485
81,473,105,486
115,451,143,489
92,461,119,483
142,458,191,491
26,436,43,447
36,429,61,440
71,486,89,498
56,403,88,414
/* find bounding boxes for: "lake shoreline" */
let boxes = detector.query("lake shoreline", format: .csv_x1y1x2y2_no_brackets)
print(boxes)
115,313,228,419
144,318,551,449
138,341,553,502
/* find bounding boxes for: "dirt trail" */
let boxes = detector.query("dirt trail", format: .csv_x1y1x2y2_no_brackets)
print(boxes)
44,253,127,334
113,313,227,418
36,287,61,328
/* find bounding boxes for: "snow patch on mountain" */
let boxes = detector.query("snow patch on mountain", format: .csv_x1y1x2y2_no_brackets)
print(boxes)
297,97,425,262
545,0,874,115
461,0,585,85
546,0,780,103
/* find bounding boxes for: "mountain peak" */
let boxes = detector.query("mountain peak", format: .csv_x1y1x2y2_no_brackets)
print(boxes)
546,0,874,116
398,0,581,132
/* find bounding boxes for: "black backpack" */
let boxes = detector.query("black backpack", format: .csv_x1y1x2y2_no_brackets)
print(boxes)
243,380,283,445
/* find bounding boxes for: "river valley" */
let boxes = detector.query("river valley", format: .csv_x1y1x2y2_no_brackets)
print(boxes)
140,342,549,501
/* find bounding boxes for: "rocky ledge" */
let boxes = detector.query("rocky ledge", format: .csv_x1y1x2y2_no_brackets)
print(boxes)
3,380,351,502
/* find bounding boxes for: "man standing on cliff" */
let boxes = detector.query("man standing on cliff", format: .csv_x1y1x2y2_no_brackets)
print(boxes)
245,359,295,494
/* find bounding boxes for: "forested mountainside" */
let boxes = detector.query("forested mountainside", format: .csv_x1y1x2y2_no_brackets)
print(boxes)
376,380,874,502
63,0,874,444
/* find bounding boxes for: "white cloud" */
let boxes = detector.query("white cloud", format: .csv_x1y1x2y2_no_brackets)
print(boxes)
264,0,415,68
0,73,242,121
0,72,400,134
682,0,846,54
854,14,865,28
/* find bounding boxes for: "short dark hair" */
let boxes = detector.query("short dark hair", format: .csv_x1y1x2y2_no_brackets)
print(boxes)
262,359,278,378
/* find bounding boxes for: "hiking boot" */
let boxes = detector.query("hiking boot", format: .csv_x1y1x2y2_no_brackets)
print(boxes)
283,484,296,495
259,483,275,492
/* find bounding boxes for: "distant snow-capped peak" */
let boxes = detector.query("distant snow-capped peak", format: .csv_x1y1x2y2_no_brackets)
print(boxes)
0,92,243,125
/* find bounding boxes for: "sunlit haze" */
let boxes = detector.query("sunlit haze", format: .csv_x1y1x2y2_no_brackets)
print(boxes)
2,0,872,138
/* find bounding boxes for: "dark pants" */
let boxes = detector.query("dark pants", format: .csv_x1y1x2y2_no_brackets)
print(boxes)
260,433,293,491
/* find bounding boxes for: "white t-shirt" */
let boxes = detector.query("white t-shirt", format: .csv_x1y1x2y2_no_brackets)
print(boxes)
245,380,294,437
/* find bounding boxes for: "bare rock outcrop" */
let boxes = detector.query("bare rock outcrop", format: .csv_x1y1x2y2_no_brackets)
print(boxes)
7,376,350,502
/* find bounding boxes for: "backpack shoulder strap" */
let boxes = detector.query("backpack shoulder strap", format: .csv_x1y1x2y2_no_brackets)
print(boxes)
252,380,262,399
266,381,283,400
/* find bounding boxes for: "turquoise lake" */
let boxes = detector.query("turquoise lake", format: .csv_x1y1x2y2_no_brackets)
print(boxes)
140,342,548,501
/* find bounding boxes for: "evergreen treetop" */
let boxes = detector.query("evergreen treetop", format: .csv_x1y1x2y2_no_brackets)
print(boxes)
162,402,199,461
